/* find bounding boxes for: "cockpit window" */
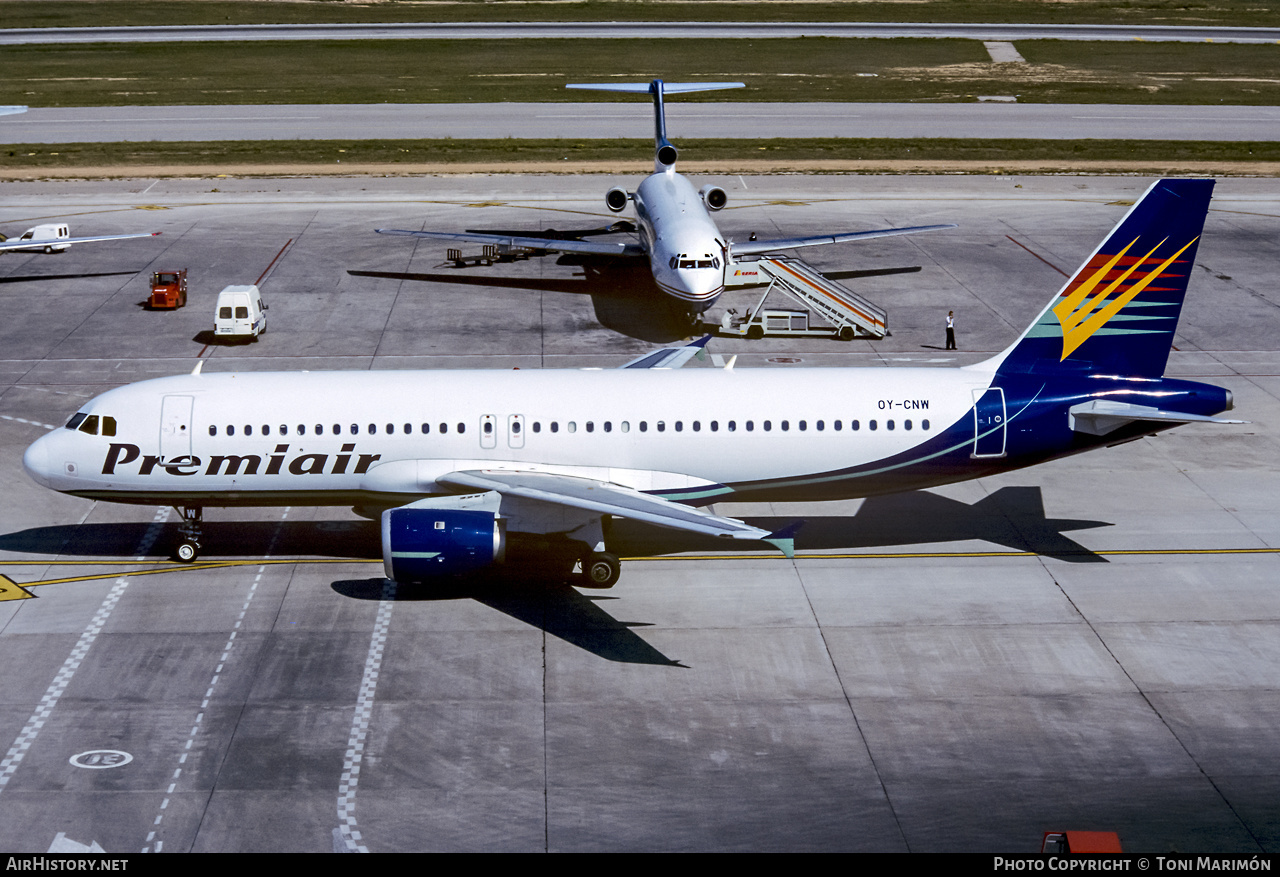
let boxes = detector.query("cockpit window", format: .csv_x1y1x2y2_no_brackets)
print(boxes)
78,415,100,435
65,413,87,431
101,416,116,437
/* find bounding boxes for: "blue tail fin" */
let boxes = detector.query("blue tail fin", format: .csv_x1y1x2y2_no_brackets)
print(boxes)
995,178,1214,378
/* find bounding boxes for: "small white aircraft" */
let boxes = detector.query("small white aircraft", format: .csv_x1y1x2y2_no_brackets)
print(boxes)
23,179,1238,587
375,80,955,314
0,223,160,255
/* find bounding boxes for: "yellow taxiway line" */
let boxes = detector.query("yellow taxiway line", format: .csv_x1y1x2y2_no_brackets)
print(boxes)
0,546,1275,601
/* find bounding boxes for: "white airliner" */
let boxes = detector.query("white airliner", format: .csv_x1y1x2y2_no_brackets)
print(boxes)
375,80,955,313
0,223,160,255
23,179,1239,587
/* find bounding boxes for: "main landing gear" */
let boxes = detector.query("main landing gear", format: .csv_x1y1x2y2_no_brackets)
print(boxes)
581,551,621,589
173,506,203,563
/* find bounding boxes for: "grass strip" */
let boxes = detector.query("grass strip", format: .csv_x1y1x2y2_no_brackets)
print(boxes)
8,38,1280,108
4,138,1277,175
6,1,1280,29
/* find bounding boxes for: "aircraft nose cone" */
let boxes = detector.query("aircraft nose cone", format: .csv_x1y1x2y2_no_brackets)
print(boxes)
23,435,52,488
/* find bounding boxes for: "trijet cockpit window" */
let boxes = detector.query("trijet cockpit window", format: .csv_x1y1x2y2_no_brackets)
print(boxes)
77,415,99,435
101,416,116,437
65,413,87,430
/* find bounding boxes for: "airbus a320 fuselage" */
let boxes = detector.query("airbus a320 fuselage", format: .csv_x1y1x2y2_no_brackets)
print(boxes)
24,179,1239,587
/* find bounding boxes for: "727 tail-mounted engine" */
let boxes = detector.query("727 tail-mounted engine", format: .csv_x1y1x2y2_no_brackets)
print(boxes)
605,187,631,213
699,185,727,211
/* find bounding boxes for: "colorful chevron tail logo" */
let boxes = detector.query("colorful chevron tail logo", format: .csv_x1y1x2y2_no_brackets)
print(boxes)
1052,236,1198,360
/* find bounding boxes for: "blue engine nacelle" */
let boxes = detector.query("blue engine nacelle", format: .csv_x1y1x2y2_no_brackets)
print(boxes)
381,505,506,582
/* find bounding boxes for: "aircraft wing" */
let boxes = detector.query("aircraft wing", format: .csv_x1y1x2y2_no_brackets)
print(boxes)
730,223,957,257
438,469,770,541
618,335,710,369
0,232,160,252
375,228,645,257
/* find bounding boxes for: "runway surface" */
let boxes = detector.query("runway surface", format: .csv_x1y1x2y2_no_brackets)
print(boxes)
4,21,1280,45
8,102,1280,143
0,174,1276,852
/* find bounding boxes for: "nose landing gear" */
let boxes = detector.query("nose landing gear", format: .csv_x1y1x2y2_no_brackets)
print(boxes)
173,506,203,562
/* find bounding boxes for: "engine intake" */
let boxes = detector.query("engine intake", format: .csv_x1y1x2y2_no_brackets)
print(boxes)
605,187,630,213
699,185,728,211
382,504,506,581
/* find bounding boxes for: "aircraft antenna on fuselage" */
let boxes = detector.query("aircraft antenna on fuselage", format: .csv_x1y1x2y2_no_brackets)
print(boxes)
566,80,744,172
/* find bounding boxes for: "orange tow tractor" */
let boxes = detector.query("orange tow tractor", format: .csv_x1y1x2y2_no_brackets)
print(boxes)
149,269,188,309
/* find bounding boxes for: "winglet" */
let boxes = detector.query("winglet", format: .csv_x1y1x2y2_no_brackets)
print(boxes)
191,359,204,376
762,521,805,560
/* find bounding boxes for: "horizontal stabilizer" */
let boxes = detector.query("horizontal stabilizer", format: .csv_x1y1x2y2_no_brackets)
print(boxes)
1069,399,1246,437
567,82,744,95
731,224,956,257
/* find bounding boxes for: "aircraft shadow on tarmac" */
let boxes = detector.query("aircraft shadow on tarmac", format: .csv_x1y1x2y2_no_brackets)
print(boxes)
615,486,1111,563
350,261,703,344
0,487,1106,665
0,270,138,285
334,575,684,667
347,261,924,344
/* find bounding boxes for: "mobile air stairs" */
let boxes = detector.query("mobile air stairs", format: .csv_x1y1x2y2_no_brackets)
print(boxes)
720,255,888,341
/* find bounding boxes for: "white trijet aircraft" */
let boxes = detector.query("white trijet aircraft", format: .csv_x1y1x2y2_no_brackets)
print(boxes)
23,179,1240,587
375,80,955,313
0,223,160,255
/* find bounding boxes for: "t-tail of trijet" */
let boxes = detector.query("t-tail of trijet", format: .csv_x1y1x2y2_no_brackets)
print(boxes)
990,178,1214,380
566,79,744,173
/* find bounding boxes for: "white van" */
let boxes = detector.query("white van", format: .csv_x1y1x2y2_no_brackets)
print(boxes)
214,285,268,339
10,224,70,254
